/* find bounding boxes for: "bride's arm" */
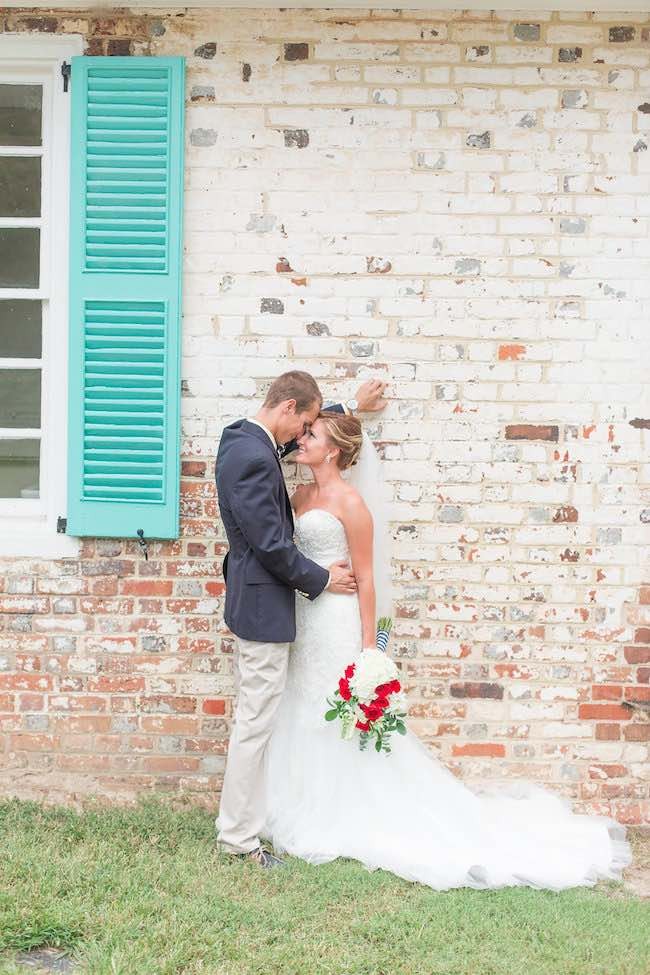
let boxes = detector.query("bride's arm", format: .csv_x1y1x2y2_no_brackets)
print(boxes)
341,496,376,649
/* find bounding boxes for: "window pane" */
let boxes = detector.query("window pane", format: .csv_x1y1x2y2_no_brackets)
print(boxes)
0,438,39,498
0,156,41,217
0,300,42,358
0,369,41,428
0,229,39,288
0,85,42,147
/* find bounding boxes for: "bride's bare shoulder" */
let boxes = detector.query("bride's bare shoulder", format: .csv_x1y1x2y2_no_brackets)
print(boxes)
337,483,371,524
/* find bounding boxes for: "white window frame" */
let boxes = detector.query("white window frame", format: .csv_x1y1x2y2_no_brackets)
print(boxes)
0,34,82,557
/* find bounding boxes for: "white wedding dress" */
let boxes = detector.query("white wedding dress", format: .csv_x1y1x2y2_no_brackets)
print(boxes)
262,508,632,890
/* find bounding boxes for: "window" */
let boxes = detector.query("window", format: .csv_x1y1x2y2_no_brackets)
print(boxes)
0,34,82,556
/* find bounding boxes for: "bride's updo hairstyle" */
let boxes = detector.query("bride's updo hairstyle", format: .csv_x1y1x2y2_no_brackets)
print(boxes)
318,411,363,470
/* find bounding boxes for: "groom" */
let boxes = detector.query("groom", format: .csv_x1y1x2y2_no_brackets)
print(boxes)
215,370,387,866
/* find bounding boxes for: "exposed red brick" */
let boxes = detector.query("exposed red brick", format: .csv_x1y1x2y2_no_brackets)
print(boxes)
10,733,60,751
137,696,196,714
592,684,622,700
498,344,526,361
181,461,207,477
625,686,650,702
579,704,632,721
624,646,650,664
595,723,621,740
637,668,650,683
588,764,627,779
187,543,207,558
202,699,226,715
552,505,578,523
452,743,506,758
141,716,200,734
623,725,650,741
143,757,201,773
122,580,173,596
87,677,145,693
0,674,52,692
634,627,650,644
639,587,650,605
504,424,559,442
205,582,226,596
54,716,112,733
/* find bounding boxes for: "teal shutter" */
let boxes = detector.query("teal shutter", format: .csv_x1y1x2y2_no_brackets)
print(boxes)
67,56,185,539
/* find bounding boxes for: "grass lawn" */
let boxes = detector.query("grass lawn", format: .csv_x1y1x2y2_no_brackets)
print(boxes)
0,799,648,975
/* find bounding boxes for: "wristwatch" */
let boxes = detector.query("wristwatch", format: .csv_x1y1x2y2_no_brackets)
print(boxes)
345,398,359,414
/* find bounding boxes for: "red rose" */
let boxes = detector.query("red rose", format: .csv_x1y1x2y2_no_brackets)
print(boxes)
355,720,370,732
389,679,401,693
374,696,389,711
338,678,351,701
345,664,355,679
362,703,383,722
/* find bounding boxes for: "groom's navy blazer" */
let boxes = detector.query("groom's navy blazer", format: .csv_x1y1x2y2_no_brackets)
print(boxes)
216,408,344,643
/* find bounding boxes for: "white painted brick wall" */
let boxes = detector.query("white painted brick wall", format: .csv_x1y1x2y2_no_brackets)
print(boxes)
1,7,649,820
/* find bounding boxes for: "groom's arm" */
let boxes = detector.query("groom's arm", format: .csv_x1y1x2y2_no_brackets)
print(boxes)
230,458,329,599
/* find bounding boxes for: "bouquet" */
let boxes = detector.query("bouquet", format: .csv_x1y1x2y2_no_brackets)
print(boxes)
325,618,407,753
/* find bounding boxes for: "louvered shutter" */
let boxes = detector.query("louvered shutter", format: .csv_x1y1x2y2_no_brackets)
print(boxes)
66,56,184,539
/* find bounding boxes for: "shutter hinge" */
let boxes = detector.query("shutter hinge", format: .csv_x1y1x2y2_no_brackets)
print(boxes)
57,516,67,534
61,61,71,93
136,529,149,561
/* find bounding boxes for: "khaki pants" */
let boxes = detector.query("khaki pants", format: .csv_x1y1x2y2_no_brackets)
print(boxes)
216,636,290,854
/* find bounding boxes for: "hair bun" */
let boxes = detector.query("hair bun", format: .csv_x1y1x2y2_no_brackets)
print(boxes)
318,411,363,471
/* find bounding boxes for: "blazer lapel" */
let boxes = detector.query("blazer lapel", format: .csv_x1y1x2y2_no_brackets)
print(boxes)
242,420,294,527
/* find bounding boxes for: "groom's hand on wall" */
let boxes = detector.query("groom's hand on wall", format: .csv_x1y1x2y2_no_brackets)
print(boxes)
326,560,357,595
354,379,388,413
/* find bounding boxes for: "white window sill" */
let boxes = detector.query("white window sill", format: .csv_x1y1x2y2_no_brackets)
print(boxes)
0,527,80,558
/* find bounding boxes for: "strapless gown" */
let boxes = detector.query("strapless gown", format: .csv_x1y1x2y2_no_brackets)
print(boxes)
262,509,631,890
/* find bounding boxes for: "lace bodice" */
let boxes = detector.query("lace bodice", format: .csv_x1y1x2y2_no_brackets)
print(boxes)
287,509,362,715
294,508,349,566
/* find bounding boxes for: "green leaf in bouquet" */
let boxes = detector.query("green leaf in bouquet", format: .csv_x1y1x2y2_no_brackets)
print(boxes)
396,721,407,735
325,709,339,721
375,738,382,752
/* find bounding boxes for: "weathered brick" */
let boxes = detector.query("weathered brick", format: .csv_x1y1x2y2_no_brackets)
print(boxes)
0,8,648,824
452,743,506,757
450,682,504,700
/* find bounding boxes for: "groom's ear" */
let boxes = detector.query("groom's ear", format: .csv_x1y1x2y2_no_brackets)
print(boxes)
284,398,297,414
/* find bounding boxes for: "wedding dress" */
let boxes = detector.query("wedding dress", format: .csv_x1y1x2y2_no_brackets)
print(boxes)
262,508,631,891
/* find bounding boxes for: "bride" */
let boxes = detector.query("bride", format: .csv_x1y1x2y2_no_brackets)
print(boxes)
262,411,632,891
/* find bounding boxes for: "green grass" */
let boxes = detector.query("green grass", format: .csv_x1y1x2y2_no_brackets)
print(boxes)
0,799,647,975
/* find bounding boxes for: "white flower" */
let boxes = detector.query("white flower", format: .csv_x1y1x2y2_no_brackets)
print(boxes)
350,649,399,703
388,691,408,714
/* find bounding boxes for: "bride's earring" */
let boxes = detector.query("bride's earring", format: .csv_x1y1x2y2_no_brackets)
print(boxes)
325,453,333,464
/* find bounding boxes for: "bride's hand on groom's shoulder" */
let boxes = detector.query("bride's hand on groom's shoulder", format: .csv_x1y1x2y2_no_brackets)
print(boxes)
291,482,310,511
355,379,388,414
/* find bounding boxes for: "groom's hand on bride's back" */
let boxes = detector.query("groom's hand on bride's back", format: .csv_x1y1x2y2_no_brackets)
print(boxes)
326,560,357,595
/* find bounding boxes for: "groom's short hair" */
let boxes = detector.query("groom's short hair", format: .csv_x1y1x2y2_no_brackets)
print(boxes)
264,371,322,411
